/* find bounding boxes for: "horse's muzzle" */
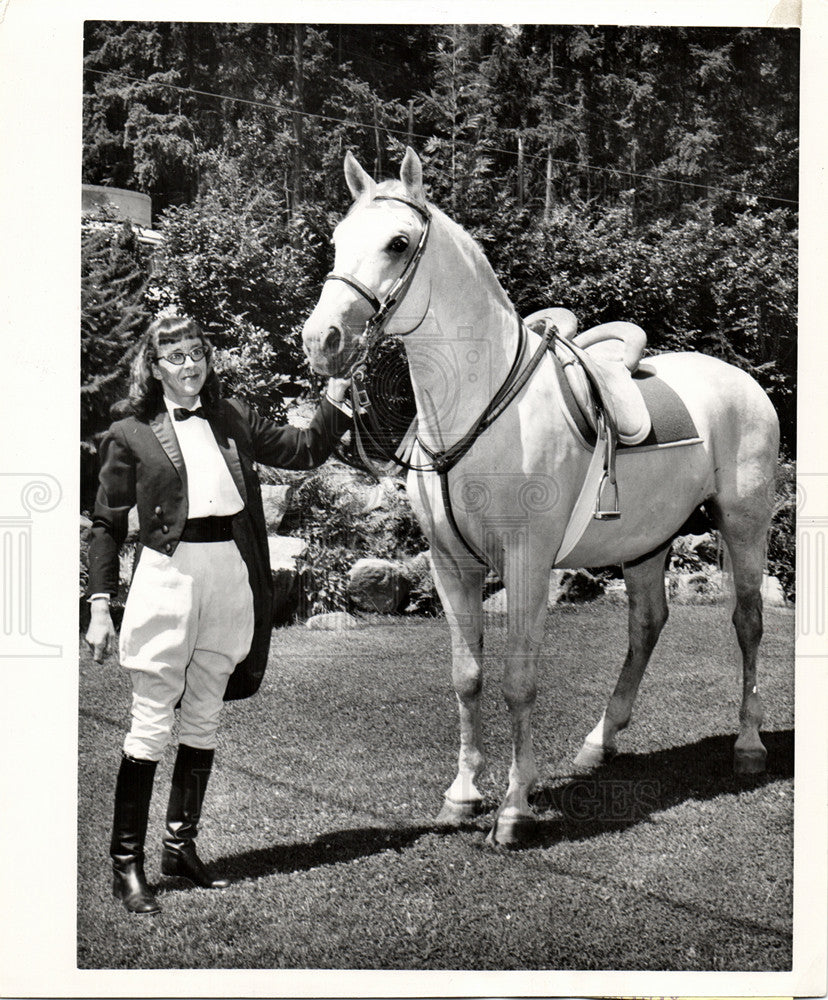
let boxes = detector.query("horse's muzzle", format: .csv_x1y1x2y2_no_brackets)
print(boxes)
302,320,360,378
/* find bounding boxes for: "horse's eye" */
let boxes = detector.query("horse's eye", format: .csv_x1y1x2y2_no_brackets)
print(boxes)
388,236,409,254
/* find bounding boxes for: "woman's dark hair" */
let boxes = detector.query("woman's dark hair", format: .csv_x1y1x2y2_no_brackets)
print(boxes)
125,316,222,420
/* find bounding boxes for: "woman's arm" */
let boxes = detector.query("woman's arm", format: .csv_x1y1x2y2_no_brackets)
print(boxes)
85,423,136,661
243,391,353,471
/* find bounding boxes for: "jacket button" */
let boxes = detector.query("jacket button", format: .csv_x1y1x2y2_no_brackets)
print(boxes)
161,524,169,534
155,506,163,516
165,543,172,553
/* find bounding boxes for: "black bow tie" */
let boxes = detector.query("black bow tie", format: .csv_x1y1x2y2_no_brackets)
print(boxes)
173,406,207,422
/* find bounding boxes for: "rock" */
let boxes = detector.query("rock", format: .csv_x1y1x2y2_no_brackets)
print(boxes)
348,557,411,613
483,569,608,613
402,549,431,574
119,542,138,589
548,569,567,604
482,588,507,614
267,534,308,569
306,611,359,630
400,550,432,589
260,484,295,533
761,573,786,607
267,535,308,625
603,578,628,604
400,550,441,615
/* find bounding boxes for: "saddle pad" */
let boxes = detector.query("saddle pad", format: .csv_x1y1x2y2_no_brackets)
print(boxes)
552,354,700,449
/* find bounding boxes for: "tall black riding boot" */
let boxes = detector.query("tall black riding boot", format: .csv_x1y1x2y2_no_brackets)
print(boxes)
160,744,230,889
110,752,160,914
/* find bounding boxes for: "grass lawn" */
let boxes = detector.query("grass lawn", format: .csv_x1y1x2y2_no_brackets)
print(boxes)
77,601,794,970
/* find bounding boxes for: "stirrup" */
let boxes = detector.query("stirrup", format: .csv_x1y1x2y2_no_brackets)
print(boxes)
594,471,621,520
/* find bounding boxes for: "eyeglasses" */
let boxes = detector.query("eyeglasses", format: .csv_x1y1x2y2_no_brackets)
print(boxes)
156,346,208,366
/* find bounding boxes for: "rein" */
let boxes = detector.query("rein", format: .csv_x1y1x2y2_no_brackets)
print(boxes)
350,314,560,568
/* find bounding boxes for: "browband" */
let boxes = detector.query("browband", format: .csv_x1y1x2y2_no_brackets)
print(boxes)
372,195,430,221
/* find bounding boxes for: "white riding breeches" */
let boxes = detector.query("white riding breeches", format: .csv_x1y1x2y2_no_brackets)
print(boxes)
118,540,255,761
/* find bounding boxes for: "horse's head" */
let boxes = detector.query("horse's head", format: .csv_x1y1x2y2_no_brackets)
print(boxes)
302,147,431,377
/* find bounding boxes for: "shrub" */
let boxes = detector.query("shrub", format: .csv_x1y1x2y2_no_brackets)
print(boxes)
279,463,430,616
295,544,354,617
477,201,796,452
148,188,334,418
402,552,441,617
669,533,722,574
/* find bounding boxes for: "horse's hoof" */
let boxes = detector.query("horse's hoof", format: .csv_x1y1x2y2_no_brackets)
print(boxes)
434,798,483,827
573,740,615,772
485,809,536,847
734,745,767,776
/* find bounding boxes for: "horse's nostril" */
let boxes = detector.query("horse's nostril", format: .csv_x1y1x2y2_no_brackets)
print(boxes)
323,326,342,356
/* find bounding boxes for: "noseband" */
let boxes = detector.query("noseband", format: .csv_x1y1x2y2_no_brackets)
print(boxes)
323,195,432,373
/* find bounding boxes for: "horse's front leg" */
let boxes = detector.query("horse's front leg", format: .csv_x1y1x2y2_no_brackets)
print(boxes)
429,549,487,826
488,549,549,847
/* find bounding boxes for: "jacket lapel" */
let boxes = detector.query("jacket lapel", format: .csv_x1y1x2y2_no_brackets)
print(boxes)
208,408,248,505
149,408,188,493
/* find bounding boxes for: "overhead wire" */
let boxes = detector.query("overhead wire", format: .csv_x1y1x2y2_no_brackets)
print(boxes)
83,67,798,207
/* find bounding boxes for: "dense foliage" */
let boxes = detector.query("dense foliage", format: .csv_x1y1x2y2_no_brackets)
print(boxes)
83,22,798,449
81,22,798,592
279,468,435,616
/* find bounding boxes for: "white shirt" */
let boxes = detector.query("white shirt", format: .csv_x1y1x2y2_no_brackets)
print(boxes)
164,396,244,518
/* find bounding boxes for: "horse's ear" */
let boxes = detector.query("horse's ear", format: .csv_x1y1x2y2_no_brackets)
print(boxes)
400,146,425,201
344,150,375,200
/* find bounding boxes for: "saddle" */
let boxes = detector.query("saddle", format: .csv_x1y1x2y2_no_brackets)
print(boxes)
525,308,651,520
524,308,651,446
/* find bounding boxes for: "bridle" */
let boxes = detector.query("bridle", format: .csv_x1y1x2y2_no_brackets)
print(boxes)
320,192,560,567
324,194,432,404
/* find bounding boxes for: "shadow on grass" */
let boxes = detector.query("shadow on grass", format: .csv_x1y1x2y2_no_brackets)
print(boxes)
197,730,792,882
207,823,442,884
520,728,793,849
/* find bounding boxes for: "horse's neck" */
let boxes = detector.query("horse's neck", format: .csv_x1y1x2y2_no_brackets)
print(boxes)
405,211,520,451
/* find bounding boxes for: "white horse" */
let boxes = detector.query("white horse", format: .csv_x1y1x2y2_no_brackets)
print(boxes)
302,148,780,846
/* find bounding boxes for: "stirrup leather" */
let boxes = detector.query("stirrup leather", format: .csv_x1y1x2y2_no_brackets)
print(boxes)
594,413,621,521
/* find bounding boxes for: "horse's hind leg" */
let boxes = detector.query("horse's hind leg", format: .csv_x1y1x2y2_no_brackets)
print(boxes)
429,550,488,825
574,541,671,770
709,499,771,775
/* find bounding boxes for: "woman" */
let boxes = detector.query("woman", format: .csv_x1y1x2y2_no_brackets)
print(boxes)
85,315,352,914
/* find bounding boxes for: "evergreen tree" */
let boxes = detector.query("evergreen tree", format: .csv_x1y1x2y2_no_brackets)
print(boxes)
80,214,151,439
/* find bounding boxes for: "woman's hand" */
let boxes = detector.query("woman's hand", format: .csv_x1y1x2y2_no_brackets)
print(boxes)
85,600,117,662
326,377,351,403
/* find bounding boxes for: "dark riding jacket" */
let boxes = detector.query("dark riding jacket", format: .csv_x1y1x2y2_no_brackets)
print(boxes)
87,395,351,700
